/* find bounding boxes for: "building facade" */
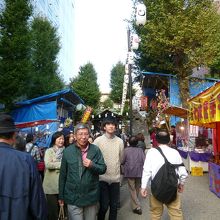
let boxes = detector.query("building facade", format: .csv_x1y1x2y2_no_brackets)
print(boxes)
32,0,75,82
0,0,75,83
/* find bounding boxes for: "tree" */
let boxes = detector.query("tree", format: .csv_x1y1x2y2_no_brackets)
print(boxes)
29,16,64,98
102,97,114,109
109,61,125,103
0,0,32,110
70,63,101,108
135,0,220,107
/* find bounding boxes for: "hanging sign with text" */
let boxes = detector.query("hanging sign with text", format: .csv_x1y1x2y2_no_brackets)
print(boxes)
189,82,220,126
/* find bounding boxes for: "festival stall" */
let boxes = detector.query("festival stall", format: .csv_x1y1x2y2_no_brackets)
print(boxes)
141,72,218,172
162,105,214,173
188,81,220,197
12,89,84,147
162,106,192,171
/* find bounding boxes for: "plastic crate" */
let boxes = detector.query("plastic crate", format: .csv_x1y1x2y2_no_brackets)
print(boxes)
191,167,203,176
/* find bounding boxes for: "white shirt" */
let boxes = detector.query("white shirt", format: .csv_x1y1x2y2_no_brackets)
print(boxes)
141,145,188,189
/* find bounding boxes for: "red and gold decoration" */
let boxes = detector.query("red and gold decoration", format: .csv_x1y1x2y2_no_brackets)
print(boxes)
81,106,93,123
188,82,220,128
140,96,148,111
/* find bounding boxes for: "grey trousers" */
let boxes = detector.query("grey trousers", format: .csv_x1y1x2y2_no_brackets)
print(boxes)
67,203,97,220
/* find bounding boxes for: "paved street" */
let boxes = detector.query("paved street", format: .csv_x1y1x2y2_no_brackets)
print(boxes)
117,174,220,220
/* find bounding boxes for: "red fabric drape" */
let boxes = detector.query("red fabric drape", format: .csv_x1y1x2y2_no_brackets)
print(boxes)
213,122,220,156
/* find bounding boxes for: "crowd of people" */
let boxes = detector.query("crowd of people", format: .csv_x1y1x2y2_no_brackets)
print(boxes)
0,113,188,220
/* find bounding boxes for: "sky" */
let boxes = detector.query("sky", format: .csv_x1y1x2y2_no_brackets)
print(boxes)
72,0,133,93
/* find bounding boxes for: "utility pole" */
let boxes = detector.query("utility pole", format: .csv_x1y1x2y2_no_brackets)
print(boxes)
127,28,133,136
121,2,146,136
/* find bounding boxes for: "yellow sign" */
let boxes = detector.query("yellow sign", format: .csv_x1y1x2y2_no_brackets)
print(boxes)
188,82,220,127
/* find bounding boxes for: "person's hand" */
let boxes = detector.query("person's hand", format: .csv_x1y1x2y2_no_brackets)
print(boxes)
140,188,148,198
83,158,92,168
178,184,184,193
58,199,64,206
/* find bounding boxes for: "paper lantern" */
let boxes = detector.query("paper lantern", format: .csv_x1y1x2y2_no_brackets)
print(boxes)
124,74,129,83
76,103,86,111
136,3,147,26
125,64,129,74
130,34,140,50
127,52,134,64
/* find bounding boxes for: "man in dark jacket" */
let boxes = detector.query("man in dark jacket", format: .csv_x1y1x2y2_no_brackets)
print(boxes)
0,114,47,220
59,123,106,220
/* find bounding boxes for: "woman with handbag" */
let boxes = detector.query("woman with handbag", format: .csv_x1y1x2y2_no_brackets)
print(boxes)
43,131,65,220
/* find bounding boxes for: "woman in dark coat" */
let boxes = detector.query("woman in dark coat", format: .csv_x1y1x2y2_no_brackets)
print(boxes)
121,136,145,215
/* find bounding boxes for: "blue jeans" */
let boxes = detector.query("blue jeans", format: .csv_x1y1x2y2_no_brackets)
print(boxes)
98,181,120,220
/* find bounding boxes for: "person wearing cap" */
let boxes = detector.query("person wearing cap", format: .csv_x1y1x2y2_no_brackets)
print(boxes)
58,123,106,220
0,114,47,220
93,116,124,220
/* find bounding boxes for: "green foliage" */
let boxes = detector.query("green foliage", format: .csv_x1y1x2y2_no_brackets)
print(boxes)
0,0,32,109
70,63,101,108
207,68,220,79
102,97,114,109
122,100,130,117
135,0,220,106
109,61,125,103
29,16,64,98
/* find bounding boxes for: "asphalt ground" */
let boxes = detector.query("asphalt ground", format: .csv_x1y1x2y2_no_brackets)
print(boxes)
116,173,220,220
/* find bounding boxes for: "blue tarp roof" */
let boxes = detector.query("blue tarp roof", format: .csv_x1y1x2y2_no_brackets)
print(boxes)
12,88,85,128
12,101,57,126
141,71,220,82
15,88,84,106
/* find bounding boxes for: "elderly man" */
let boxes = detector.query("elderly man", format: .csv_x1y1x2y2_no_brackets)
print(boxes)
59,123,106,220
0,114,47,220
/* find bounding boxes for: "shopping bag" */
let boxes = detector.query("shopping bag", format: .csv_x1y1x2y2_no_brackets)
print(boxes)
58,205,66,220
37,161,45,171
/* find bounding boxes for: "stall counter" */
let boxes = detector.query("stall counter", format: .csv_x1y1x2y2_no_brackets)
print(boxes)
178,149,213,172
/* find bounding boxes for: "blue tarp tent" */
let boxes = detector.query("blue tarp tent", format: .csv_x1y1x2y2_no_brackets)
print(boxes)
11,89,84,147
12,101,57,127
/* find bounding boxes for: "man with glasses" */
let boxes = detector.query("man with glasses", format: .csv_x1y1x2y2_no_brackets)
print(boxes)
94,116,124,220
59,123,106,220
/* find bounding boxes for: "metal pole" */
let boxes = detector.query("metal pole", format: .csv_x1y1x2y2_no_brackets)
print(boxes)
127,28,133,136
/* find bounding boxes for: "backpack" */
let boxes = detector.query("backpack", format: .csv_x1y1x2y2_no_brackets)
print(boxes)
151,147,184,204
